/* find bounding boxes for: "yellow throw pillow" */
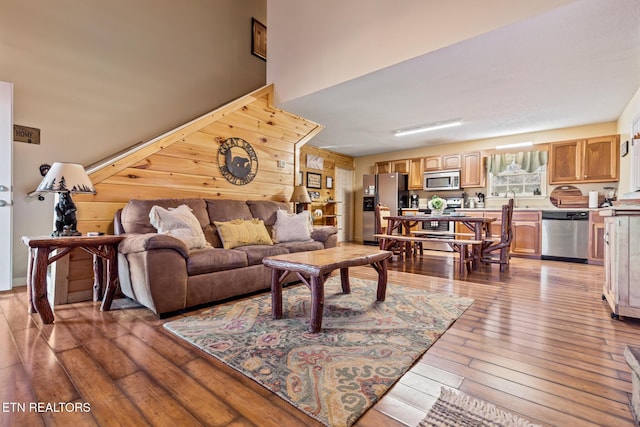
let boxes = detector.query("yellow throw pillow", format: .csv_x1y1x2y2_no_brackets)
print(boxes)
214,218,273,249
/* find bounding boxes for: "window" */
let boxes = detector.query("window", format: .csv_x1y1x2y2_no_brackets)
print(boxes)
487,150,548,198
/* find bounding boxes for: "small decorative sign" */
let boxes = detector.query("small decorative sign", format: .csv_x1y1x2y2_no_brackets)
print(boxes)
217,137,259,185
14,124,40,144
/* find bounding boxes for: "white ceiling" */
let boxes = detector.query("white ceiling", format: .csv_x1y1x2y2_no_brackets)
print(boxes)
280,0,640,157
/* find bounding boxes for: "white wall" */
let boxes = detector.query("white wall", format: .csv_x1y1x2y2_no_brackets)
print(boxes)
1,0,266,284
617,86,640,194
267,0,574,104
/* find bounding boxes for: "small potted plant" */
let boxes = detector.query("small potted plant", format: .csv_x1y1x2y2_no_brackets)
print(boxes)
428,195,447,216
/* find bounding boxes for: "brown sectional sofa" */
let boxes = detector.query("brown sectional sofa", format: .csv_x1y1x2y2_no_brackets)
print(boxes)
114,198,338,317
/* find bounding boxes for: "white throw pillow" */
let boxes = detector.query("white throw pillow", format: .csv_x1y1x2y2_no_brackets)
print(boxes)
149,204,208,250
272,210,313,243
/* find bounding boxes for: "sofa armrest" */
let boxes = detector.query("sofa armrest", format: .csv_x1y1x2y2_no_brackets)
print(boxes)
118,233,190,258
311,225,338,243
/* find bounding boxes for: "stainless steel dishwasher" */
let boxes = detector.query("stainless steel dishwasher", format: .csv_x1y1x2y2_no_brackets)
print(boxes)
541,210,589,263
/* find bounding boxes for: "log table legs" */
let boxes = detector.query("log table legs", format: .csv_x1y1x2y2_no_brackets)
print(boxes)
22,235,124,324
264,247,392,333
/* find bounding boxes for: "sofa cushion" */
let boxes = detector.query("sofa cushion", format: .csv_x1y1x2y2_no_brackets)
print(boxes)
121,199,209,234
149,204,208,250
272,210,313,243
214,218,273,249
206,199,253,223
275,240,324,253
186,248,248,275
202,224,223,248
246,200,291,225
234,245,289,266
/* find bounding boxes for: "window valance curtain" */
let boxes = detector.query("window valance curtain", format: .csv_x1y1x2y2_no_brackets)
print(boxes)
487,150,548,175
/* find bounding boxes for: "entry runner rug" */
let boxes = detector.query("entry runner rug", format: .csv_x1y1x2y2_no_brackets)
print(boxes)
420,387,541,427
164,276,474,427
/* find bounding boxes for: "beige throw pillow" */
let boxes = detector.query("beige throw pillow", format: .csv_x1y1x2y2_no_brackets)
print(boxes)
272,210,313,243
214,218,273,249
149,204,208,250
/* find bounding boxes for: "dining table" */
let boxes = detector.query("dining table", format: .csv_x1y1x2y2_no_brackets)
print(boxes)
382,214,497,270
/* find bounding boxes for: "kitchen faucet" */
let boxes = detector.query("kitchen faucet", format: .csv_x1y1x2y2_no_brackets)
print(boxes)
505,189,516,206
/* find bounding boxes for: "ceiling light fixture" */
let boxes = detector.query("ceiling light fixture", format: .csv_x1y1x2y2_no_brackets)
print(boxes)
495,141,533,150
394,118,463,137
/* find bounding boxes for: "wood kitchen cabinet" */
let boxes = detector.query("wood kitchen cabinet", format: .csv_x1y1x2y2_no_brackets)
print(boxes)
375,161,391,174
392,159,410,174
408,158,423,190
375,160,410,175
456,208,541,258
442,154,461,170
549,135,619,184
423,156,442,171
511,211,541,257
588,210,605,265
461,151,485,188
600,208,640,319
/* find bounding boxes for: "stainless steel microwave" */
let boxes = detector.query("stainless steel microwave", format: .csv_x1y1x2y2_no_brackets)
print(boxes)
423,170,461,191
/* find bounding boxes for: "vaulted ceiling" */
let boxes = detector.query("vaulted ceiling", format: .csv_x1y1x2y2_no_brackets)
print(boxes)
277,0,640,157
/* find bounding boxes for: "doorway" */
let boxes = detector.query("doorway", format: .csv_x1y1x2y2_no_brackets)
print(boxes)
335,167,353,242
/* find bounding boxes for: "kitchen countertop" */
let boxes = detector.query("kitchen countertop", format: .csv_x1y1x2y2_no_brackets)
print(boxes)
457,207,604,212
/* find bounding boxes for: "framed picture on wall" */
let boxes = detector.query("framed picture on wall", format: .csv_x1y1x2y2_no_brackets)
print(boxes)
306,154,324,170
251,18,267,60
326,176,333,189
307,172,322,189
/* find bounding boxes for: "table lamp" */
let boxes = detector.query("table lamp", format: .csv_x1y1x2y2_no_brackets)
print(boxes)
290,185,312,214
36,162,96,236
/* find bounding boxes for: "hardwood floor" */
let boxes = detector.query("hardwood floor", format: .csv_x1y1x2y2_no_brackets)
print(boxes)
1,246,638,426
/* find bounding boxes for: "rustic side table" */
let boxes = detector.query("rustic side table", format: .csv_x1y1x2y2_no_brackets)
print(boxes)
21,235,124,324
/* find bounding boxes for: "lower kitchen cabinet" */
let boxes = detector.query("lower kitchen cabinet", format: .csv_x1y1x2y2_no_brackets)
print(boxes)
588,210,605,265
457,209,541,258
511,211,541,257
600,209,640,319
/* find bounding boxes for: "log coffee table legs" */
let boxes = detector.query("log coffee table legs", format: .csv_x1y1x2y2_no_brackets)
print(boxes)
269,257,389,333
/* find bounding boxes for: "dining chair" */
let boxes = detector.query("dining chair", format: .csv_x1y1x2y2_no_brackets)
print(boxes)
481,198,514,272
375,203,404,257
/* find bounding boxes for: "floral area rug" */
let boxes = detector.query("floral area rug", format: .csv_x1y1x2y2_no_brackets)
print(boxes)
163,276,474,427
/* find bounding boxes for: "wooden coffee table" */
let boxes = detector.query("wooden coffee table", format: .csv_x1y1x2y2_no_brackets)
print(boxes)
262,246,392,333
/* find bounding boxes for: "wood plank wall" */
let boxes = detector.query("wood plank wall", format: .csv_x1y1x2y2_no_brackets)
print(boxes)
299,145,355,203
60,85,323,302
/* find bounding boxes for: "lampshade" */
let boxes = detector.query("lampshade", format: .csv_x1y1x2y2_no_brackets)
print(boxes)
290,185,312,204
37,162,96,194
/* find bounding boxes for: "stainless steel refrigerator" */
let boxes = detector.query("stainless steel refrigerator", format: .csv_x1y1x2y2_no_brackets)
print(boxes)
362,173,409,245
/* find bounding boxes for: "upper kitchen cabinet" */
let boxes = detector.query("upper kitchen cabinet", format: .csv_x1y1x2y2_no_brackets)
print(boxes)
375,159,410,174
461,151,485,188
549,135,619,184
408,158,423,190
375,161,391,174
391,159,410,174
423,156,442,171
442,154,461,170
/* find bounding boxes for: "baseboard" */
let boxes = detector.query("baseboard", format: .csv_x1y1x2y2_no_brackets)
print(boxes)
12,276,28,287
